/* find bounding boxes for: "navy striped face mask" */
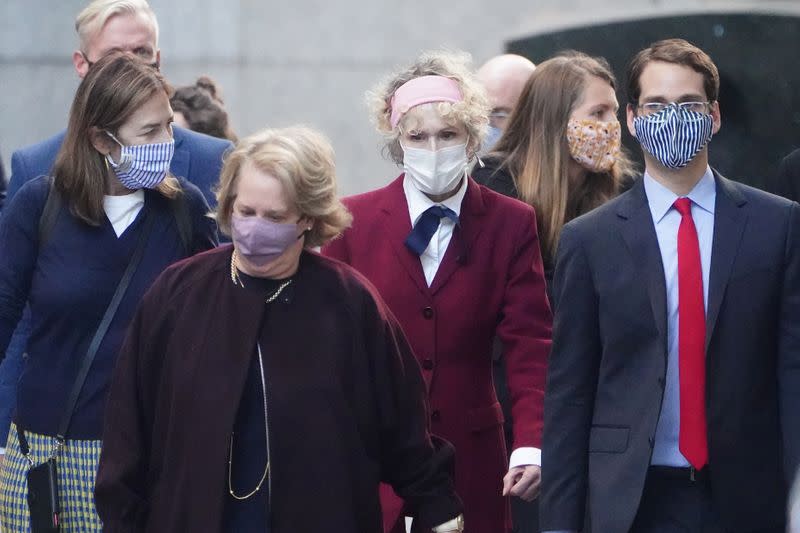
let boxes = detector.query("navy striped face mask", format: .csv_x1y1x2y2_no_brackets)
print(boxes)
633,104,713,169
106,132,175,190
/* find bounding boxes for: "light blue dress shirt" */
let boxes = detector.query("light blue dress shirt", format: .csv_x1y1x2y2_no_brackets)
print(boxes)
544,168,716,533
644,167,716,467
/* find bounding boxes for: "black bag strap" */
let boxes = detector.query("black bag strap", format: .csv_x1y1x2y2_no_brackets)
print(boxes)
38,177,62,248
169,191,192,255
55,207,156,444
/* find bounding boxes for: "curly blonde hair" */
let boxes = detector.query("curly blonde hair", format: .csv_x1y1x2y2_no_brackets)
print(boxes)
214,126,352,248
367,50,490,165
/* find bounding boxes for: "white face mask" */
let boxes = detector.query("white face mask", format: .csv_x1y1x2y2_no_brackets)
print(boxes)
401,142,468,196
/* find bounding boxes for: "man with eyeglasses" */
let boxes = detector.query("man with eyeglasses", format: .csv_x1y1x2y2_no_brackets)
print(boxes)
0,0,232,460
476,54,536,151
540,38,798,533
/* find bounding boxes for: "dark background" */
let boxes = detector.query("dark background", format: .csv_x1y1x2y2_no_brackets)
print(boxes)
508,13,800,189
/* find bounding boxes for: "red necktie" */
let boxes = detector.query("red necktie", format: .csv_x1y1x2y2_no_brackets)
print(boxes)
673,197,708,470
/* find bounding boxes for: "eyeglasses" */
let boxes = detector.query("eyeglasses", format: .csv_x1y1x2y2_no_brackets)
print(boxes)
489,110,511,127
636,101,712,117
80,50,159,71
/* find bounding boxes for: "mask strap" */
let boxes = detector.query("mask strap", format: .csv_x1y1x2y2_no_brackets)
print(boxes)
106,131,124,148
104,132,131,170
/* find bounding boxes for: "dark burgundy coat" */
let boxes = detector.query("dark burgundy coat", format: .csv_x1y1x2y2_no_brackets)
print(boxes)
95,246,462,532
323,176,552,533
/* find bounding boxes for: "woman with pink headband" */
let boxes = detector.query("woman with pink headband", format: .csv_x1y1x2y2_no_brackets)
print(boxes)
324,50,552,533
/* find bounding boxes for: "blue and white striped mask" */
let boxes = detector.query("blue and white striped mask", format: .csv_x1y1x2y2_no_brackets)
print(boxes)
633,104,713,169
106,132,175,190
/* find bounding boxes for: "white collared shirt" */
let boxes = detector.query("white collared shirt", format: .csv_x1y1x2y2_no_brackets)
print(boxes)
402,176,467,286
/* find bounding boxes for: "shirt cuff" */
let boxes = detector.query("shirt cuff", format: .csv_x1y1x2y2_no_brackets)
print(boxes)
509,447,541,468
0,447,5,455
432,515,463,532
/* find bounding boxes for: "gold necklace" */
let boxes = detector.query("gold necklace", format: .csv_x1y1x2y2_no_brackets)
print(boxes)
228,343,270,500
230,249,293,303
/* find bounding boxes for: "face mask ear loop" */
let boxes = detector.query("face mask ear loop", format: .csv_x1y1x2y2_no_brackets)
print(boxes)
106,131,133,171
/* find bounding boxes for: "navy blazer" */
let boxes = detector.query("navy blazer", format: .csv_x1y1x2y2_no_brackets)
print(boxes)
540,172,800,533
0,126,231,446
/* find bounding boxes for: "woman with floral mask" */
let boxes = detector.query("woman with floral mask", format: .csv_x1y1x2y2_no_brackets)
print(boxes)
323,50,552,533
95,126,464,532
475,51,636,288
0,52,216,529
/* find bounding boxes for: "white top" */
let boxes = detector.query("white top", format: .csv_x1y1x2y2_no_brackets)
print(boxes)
103,190,145,237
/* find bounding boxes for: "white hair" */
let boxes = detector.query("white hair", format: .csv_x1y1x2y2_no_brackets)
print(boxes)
75,0,159,51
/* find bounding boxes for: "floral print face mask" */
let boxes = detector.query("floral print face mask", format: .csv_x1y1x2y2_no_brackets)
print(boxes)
565,118,621,173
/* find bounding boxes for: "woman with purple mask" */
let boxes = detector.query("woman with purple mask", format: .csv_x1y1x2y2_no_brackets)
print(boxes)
95,126,464,532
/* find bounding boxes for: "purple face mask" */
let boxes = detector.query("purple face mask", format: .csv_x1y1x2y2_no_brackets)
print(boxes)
231,214,302,267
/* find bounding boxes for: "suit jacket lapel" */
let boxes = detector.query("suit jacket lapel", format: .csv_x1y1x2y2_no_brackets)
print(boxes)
380,177,430,298
617,179,669,345
170,128,190,179
429,178,486,295
705,172,747,351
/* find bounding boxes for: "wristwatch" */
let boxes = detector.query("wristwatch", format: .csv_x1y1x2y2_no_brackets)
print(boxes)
432,514,465,532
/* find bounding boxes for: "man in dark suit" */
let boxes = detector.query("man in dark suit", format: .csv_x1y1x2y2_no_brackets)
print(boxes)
540,38,799,533
0,0,231,458
767,148,800,203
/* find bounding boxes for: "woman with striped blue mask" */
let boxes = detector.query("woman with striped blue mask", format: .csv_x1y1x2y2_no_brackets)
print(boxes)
104,128,175,190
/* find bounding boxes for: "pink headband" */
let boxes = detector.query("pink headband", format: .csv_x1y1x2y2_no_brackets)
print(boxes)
389,75,463,128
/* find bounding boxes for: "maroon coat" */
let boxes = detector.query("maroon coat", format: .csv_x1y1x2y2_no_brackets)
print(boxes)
95,246,462,532
323,176,552,533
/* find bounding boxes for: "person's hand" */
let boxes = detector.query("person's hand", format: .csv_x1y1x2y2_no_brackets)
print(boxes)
502,464,541,501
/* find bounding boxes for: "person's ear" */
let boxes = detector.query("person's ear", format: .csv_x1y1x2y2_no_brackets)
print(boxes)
710,101,722,135
89,127,115,155
626,103,637,138
73,50,90,79
299,216,315,232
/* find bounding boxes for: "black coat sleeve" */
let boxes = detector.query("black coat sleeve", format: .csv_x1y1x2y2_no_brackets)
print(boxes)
95,275,172,532
539,223,601,532
767,149,800,202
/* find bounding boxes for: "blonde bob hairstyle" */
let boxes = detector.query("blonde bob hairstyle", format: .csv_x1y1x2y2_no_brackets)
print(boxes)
367,50,490,165
214,126,352,248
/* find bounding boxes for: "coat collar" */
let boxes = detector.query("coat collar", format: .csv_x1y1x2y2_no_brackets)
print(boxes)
378,174,488,297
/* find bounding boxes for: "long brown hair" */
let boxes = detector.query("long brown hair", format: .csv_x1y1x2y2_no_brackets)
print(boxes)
490,51,635,266
53,51,180,226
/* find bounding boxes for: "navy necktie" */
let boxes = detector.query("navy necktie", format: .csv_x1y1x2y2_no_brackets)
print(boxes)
405,205,459,256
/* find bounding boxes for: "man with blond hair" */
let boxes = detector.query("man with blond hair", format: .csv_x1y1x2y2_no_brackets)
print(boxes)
0,0,231,457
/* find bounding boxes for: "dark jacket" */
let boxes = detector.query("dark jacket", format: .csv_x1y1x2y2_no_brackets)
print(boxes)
0,126,232,446
540,173,800,533
767,147,800,203
95,246,462,533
